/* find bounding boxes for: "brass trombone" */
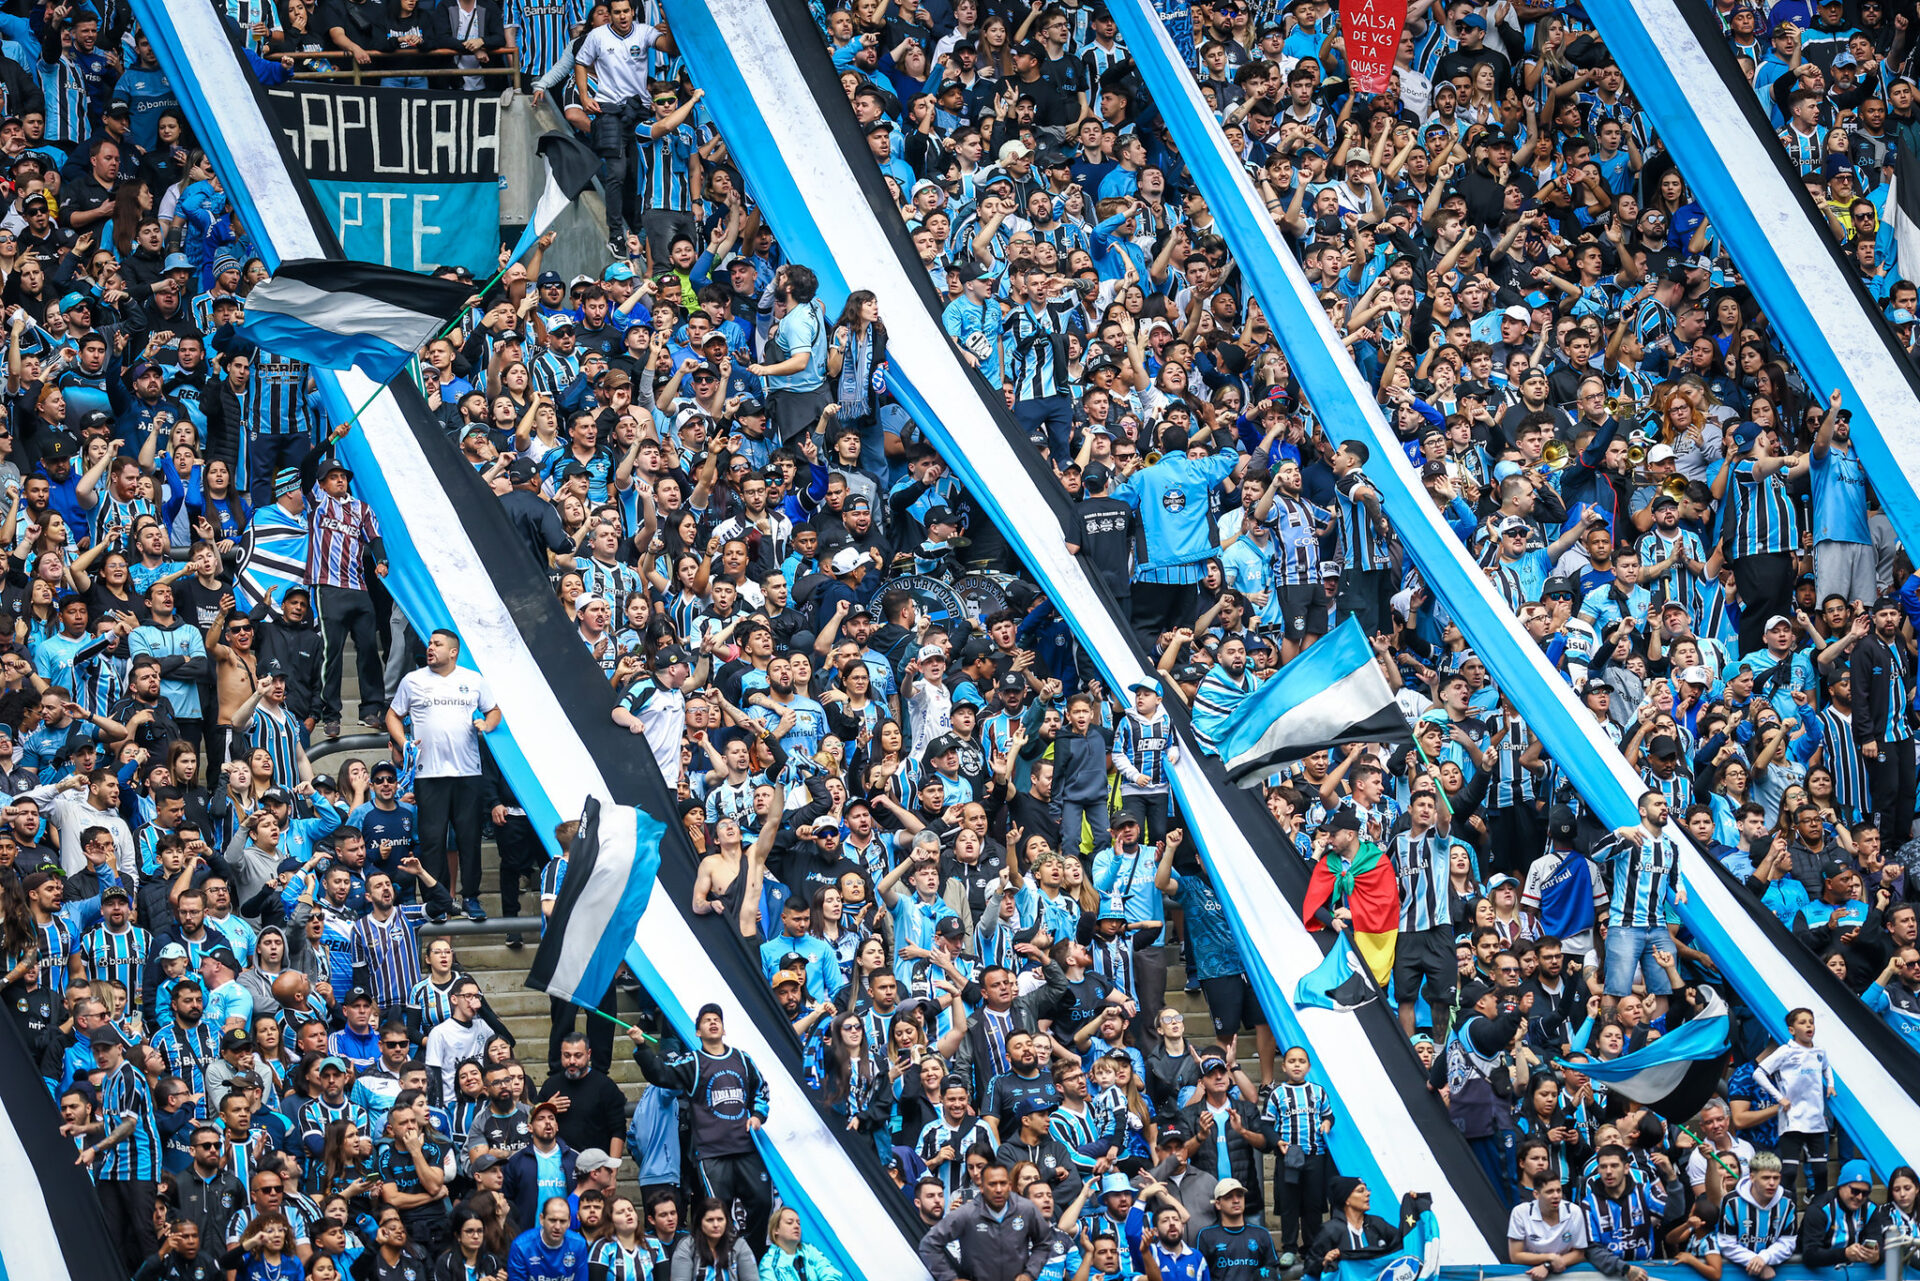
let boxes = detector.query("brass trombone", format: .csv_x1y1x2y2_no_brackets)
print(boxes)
1541,439,1572,470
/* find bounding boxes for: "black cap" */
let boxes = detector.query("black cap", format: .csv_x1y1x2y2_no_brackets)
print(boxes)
220,1027,255,1053
1460,981,1496,1007
1547,804,1577,840
1646,734,1680,760
505,456,539,483
342,985,375,1005
653,645,691,669
935,915,966,940
1820,855,1853,882
203,946,241,973
1112,805,1144,830
1325,809,1361,834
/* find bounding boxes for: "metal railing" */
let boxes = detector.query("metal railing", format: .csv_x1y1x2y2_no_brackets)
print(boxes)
420,916,540,938
257,44,521,86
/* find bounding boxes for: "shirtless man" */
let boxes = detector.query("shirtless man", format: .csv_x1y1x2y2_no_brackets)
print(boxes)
205,597,259,773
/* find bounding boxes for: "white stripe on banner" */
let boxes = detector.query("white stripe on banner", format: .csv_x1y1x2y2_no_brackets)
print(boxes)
1105,0,1920,1178
664,0,1498,1259
0,1109,73,1281
1585,1,1920,547
127,2,931,1274
247,278,445,350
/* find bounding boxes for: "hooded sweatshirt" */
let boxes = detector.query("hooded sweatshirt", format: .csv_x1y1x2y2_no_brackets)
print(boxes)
1717,1175,1798,1267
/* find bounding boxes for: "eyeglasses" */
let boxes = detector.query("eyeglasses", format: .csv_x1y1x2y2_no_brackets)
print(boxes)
1496,965,1520,975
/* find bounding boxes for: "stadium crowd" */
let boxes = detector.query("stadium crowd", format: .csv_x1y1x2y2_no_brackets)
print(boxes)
9,0,1920,1278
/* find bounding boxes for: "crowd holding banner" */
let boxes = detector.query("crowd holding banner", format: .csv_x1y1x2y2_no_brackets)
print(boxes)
14,0,1920,1279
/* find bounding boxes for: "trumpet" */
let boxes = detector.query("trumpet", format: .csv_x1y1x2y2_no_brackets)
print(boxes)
1541,439,1572,470
1626,444,1647,468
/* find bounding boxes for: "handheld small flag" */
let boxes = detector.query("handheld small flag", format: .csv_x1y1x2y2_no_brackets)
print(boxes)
237,259,475,384
507,130,605,266
527,796,665,1008
1557,987,1732,1121
0,1007,128,1281
1294,933,1381,1012
1213,616,1411,787
233,500,310,614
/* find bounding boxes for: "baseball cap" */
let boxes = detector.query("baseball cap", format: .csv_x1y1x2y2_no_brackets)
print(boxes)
1502,304,1530,322
470,1151,505,1173
1212,1178,1248,1200
204,946,242,972
652,645,691,670
162,252,192,273
537,270,564,287
1497,515,1531,537
1647,734,1680,760
1199,1054,1230,1074
1547,804,1577,841
505,456,539,483
1325,809,1362,834
342,985,374,1005
771,969,806,990
576,1148,622,1174
1764,614,1794,632
1646,443,1675,464
317,1055,350,1073
220,1027,255,1053
917,644,947,663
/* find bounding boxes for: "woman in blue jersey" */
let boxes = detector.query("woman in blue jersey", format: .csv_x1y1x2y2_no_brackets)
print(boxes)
220,1210,305,1281
586,1197,649,1281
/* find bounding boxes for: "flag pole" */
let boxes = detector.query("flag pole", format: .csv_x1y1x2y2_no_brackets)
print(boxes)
581,1003,655,1042
1410,733,1456,818
1675,1123,1738,1178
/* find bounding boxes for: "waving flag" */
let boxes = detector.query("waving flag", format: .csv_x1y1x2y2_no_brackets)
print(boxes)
1295,933,1381,1012
528,796,664,1007
1558,987,1732,1121
0,1006,128,1281
507,131,605,266
234,501,310,614
1213,616,1411,788
238,260,474,384
1335,1192,1441,1281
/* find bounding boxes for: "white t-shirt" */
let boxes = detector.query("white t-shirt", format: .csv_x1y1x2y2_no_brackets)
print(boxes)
391,666,496,777
1507,1199,1589,1255
1687,1137,1754,1190
576,21,659,104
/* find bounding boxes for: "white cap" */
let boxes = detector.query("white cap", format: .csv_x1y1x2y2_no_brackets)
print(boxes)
829,547,864,574
918,644,947,663
1764,614,1795,631
1503,304,1531,322
1678,665,1712,686
1646,443,1675,463
999,141,1031,161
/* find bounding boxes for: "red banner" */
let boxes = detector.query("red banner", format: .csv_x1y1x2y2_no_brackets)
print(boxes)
1340,0,1408,95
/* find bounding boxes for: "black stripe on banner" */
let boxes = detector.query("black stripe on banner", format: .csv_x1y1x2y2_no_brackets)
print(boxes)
1674,0,1920,412
1667,0,1920,1107
377,379,926,1243
0,1005,127,1280
754,0,1515,1251
272,259,474,320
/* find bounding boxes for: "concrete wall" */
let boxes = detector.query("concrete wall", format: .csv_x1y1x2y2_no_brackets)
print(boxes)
499,91,611,284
